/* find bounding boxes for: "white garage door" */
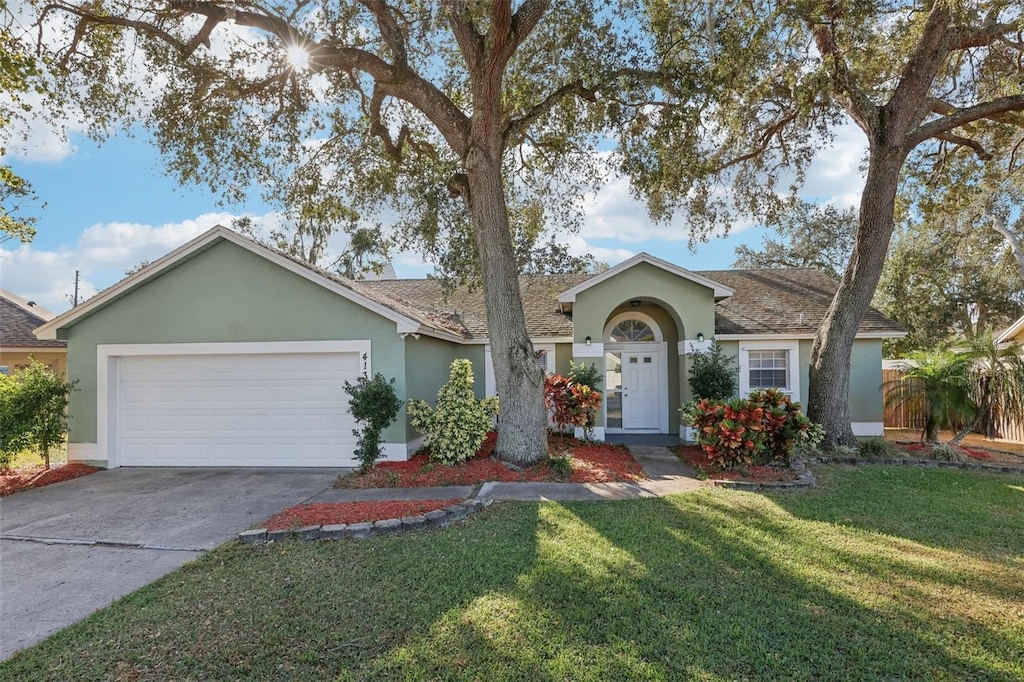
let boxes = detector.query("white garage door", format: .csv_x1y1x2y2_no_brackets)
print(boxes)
116,352,361,467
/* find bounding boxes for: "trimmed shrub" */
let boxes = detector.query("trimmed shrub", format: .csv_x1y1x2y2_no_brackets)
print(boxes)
691,389,816,468
343,373,403,472
687,340,738,400
0,361,76,470
858,438,899,459
408,360,498,464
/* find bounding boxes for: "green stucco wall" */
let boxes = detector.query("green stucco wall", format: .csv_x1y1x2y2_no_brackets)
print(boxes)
404,336,463,441
570,263,716,434
849,339,884,422
60,239,409,446
716,338,882,422
571,262,716,344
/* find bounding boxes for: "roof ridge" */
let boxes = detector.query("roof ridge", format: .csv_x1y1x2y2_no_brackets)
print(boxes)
0,288,57,321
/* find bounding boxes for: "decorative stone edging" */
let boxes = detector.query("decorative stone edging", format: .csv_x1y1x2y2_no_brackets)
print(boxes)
708,460,817,491
237,498,493,545
808,456,1024,476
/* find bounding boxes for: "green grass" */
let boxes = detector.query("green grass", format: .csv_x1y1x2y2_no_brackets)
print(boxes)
3,466,1023,681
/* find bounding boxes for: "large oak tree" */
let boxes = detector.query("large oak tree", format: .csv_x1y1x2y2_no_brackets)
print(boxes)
624,0,1024,445
30,0,650,464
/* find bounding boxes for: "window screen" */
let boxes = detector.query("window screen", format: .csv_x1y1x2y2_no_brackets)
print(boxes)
748,349,788,389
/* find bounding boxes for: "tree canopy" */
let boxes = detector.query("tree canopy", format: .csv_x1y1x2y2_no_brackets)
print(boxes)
733,201,856,280
621,0,1024,445
29,0,653,463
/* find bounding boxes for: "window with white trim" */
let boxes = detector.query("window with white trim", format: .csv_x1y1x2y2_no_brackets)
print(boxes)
747,349,789,390
609,319,656,342
738,341,800,398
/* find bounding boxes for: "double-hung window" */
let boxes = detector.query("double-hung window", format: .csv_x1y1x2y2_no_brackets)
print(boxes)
739,341,799,398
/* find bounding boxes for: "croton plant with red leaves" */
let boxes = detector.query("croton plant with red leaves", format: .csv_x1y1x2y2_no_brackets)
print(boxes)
692,389,813,468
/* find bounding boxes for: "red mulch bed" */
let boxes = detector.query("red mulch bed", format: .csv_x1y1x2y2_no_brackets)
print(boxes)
901,443,993,460
264,499,461,531
0,463,101,497
336,432,645,489
676,445,798,483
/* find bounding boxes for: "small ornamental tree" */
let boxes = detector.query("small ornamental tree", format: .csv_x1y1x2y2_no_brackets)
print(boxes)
0,360,76,469
408,360,498,465
343,373,403,473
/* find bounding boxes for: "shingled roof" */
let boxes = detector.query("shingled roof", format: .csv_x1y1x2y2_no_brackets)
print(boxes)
0,290,67,349
697,268,904,336
360,268,903,339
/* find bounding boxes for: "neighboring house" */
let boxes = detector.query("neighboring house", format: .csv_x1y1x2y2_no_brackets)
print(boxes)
995,316,1024,350
34,226,905,469
0,289,67,378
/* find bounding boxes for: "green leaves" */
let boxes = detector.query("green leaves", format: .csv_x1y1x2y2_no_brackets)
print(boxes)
0,360,76,469
408,359,498,465
343,373,403,472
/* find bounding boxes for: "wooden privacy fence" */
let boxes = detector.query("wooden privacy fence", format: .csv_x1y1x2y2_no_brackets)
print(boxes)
882,368,1024,443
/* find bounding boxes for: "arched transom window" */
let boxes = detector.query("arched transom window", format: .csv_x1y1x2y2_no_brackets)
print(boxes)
609,318,657,342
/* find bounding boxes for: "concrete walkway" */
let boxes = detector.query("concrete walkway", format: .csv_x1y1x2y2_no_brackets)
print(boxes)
307,445,703,505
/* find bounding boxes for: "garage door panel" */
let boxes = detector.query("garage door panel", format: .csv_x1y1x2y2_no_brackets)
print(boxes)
115,352,361,467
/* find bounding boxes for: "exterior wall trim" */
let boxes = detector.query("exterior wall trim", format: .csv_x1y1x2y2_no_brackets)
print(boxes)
557,252,734,302
851,422,884,437
96,340,372,469
0,346,67,353
572,342,605,358
737,339,801,399
716,332,906,340
33,226,463,343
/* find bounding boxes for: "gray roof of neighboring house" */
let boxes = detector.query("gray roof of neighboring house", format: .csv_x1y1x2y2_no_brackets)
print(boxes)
360,268,905,339
0,290,67,349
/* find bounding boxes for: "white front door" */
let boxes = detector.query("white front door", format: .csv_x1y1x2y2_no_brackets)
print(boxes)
622,352,660,429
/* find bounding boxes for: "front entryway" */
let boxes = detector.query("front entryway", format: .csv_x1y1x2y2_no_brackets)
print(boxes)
605,346,667,432
622,352,660,428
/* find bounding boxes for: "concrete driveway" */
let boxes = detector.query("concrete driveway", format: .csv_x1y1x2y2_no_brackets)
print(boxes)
0,467,338,659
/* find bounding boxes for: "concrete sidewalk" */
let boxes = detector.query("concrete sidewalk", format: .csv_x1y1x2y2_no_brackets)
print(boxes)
307,445,703,505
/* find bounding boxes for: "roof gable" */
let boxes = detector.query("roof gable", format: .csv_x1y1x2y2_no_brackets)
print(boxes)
557,252,734,303
0,290,66,349
33,226,463,342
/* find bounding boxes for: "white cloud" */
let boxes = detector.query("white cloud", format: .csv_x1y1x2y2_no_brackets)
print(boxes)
0,212,250,312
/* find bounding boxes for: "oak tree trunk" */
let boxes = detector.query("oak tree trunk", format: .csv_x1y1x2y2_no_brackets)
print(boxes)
464,145,548,465
808,143,907,447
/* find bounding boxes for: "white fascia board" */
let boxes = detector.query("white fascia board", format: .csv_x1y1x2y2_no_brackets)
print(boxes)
715,332,906,340
0,346,67,353
34,225,429,341
996,315,1024,344
557,252,734,303
462,336,573,345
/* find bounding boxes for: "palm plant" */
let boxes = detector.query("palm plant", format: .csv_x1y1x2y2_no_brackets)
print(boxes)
884,349,974,443
951,335,1024,443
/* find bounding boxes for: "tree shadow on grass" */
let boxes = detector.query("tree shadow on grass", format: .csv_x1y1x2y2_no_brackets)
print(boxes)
3,489,1023,681
375,492,1023,680
767,465,1024,560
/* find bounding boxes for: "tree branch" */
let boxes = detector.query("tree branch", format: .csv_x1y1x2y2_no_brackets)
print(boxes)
806,18,879,133
44,0,472,155
953,20,1024,50
908,95,1024,148
357,0,408,68
504,79,596,145
935,131,992,160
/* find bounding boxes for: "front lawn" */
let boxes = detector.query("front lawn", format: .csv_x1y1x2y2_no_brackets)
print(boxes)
3,467,1022,680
